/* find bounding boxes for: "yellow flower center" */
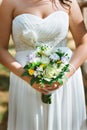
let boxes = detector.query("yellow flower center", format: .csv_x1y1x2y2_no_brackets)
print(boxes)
40,64,46,68
57,60,62,64
28,69,34,75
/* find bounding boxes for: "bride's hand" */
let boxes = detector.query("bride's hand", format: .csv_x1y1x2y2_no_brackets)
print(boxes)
45,82,61,92
32,83,50,94
23,76,61,94
24,77,50,94
33,82,61,94
22,76,49,94
32,82,62,94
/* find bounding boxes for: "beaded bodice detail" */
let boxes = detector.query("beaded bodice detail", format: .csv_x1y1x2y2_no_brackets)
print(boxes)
12,11,69,52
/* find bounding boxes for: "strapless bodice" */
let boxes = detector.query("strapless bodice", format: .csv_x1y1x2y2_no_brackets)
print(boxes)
12,11,69,52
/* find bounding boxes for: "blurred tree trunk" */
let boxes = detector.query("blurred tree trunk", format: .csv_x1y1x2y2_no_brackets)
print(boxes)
78,0,87,106
78,0,87,79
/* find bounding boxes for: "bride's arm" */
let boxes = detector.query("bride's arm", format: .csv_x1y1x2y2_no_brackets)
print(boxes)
67,0,87,77
0,0,48,94
47,0,87,91
0,0,27,80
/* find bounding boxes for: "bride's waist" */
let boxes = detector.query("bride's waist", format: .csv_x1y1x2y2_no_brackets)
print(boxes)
15,48,35,66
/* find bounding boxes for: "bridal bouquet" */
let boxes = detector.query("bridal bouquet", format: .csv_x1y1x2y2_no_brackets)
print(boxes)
22,45,70,104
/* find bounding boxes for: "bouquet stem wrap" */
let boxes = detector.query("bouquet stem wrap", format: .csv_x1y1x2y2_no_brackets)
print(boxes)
41,93,52,104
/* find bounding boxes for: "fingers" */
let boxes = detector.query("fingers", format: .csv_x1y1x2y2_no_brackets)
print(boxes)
32,82,61,94
33,84,50,94
46,82,61,91
38,87,49,94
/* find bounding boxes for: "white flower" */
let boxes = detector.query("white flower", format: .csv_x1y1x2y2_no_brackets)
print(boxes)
34,67,43,77
40,56,50,64
36,46,41,53
23,30,38,43
27,53,40,63
50,53,60,61
34,71,38,77
36,67,43,72
61,56,69,64
59,63,66,69
44,65,60,80
19,30,38,47
27,53,36,62
44,48,52,56
31,57,40,63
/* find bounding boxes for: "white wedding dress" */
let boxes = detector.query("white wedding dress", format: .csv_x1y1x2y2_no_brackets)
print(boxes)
7,11,87,130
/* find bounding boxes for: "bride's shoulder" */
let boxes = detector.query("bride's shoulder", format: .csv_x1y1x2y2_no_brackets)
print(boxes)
0,0,16,19
69,0,82,17
57,0,72,15
0,0,15,6
59,0,80,15
0,0,17,12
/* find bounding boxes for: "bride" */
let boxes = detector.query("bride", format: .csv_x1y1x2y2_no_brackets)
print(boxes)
0,0,87,130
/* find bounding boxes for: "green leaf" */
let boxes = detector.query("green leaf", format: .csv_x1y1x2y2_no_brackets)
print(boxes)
30,77,36,86
35,78,40,84
24,64,30,69
30,77,40,86
65,68,70,72
58,78,63,85
21,71,29,76
63,76,68,81
56,50,65,58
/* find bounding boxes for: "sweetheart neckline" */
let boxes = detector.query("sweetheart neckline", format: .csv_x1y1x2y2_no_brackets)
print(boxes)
13,10,69,22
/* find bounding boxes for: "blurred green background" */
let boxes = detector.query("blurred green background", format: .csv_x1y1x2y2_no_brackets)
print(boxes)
0,37,15,129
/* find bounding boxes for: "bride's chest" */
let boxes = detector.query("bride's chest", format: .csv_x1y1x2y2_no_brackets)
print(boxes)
12,11,69,46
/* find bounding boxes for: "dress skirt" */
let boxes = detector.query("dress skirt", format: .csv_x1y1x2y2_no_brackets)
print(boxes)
7,66,86,130
10,11,87,130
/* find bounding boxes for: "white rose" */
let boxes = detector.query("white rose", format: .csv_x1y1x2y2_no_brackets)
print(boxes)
44,65,59,80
